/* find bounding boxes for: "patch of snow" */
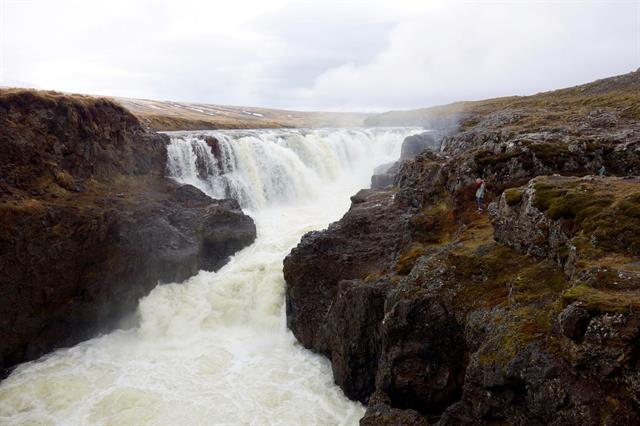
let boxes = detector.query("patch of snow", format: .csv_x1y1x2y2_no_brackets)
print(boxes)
242,110,264,117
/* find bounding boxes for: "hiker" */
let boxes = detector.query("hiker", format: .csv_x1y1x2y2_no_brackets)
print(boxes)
598,165,606,176
475,177,486,213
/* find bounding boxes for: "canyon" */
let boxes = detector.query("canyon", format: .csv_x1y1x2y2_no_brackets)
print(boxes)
1,69,639,425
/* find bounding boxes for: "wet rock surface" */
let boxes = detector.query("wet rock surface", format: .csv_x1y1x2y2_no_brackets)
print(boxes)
371,132,441,190
400,132,441,160
284,189,411,355
285,70,640,424
0,90,256,374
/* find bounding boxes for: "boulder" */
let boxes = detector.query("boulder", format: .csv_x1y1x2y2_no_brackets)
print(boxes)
400,132,440,160
371,161,399,189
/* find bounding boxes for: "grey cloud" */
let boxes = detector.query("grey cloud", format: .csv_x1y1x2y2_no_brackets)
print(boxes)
2,0,638,111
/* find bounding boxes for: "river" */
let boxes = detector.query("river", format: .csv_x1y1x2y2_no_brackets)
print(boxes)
0,128,419,425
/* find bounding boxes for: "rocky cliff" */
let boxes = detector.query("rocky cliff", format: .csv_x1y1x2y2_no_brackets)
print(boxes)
284,69,640,424
0,89,256,374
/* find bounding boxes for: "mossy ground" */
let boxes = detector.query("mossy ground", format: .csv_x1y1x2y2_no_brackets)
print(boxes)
533,177,640,256
474,149,523,168
504,188,524,206
403,198,571,365
410,202,453,244
562,285,640,314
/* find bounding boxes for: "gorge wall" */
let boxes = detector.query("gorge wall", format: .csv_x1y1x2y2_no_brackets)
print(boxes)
0,90,256,374
284,69,640,424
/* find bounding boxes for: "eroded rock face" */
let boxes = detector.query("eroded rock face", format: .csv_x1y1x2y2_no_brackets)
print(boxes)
285,71,640,423
286,191,640,423
0,90,165,198
491,175,640,275
284,189,411,357
489,177,571,266
371,132,441,190
0,90,256,373
400,132,441,160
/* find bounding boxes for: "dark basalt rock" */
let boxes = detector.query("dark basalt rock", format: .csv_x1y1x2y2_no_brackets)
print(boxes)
400,132,441,160
0,90,256,374
284,189,411,356
322,279,393,401
371,173,396,190
285,70,640,424
371,133,442,190
559,302,591,341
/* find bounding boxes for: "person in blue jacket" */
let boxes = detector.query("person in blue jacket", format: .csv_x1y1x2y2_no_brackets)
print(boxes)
475,177,486,213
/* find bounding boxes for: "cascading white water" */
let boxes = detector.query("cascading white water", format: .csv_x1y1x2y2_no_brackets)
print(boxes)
165,129,412,210
0,127,420,425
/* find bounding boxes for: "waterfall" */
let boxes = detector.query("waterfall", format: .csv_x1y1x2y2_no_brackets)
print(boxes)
165,128,419,210
0,127,421,426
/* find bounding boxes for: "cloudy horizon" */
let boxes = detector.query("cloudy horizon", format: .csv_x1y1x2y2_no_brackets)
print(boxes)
1,0,639,112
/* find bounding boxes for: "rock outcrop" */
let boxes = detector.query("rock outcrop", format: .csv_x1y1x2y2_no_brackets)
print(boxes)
400,132,441,160
0,89,256,374
285,189,411,357
371,132,441,190
491,175,640,275
285,69,640,424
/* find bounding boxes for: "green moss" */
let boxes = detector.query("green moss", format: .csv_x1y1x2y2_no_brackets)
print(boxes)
511,263,568,304
410,203,452,244
557,244,570,263
583,193,640,255
585,141,614,154
533,182,613,221
396,245,425,275
504,188,524,206
618,193,640,218
452,246,569,313
474,149,523,168
562,285,640,314
526,142,571,164
621,103,640,121
479,304,557,366
461,117,480,128
462,250,569,367
533,180,640,255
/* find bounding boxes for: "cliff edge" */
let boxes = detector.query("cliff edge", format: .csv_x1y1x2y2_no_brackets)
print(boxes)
0,89,256,374
284,69,640,424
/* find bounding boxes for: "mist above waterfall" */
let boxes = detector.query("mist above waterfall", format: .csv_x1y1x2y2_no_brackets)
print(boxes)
165,128,420,210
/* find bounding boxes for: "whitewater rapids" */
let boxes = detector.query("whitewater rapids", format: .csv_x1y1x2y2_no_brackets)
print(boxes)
0,128,419,425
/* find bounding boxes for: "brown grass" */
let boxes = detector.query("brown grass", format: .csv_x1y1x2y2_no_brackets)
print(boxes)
365,69,640,129
563,285,640,314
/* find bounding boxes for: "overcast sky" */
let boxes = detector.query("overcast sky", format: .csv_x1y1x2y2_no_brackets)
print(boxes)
1,0,638,111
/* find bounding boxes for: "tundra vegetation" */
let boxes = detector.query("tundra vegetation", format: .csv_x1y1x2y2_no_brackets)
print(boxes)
284,69,640,424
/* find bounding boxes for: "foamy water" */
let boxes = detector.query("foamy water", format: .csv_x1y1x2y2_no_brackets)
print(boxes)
0,128,420,425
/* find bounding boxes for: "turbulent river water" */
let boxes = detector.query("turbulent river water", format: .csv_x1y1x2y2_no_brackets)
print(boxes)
0,128,419,425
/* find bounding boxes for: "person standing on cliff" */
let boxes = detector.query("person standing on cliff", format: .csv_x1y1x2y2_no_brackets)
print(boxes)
475,177,486,213
598,165,606,176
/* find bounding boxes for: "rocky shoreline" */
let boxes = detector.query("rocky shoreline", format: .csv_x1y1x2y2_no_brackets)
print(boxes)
284,70,640,424
0,90,256,374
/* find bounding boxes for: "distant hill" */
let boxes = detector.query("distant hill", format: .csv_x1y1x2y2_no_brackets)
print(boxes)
3,68,637,131
364,68,640,130
113,97,372,131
